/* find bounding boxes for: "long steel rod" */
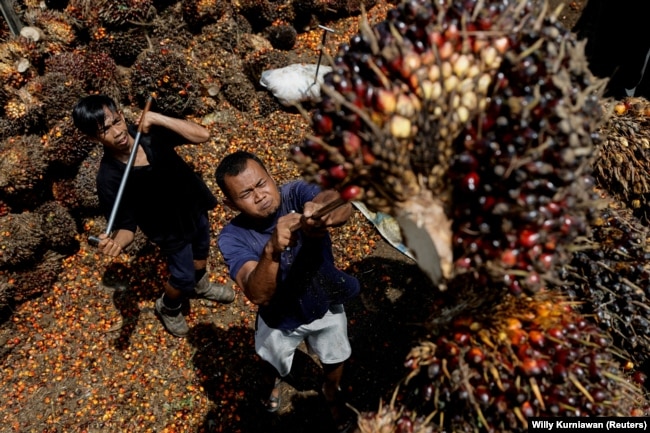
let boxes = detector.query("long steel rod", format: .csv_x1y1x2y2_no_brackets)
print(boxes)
89,96,153,247
289,196,348,232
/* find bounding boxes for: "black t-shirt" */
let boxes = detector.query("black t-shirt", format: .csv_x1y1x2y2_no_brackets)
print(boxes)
96,124,218,254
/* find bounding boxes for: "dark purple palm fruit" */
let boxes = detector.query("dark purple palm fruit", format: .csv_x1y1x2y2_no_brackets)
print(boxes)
557,200,650,387
388,290,648,432
593,97,650,223
447,5,606,295
292,0,606,287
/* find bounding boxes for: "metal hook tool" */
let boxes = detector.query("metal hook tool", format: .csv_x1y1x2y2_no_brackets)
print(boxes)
314,25,335,84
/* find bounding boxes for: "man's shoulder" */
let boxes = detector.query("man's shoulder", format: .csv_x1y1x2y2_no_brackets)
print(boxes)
281,179,320,201
219,214,251,237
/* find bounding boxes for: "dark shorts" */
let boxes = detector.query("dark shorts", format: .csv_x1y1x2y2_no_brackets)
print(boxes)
166,212,210,292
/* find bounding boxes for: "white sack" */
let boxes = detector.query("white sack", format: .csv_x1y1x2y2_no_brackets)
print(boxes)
260,63,333,106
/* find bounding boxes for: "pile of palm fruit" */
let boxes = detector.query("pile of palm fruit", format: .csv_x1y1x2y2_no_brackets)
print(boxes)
292,0,650,430
0,0,375,310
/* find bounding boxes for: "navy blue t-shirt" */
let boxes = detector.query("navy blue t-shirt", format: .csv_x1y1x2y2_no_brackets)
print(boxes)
218,180,360,330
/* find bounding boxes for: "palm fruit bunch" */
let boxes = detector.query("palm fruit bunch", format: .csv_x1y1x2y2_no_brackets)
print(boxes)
263,24,297,51
234,0,292,32
36,201,80,255
130,44,208,117
90,27,149,67
291,0,606,292
355,403,435,433
593,97,650,223
0,135,48,207
363,290,648,433
0,212,45,270
2,87,45,136
9,250,65,302
98,0,155,29
557,201,650,385
51,150,102,214
43,117,97,169
44,49,122,101
66,0,155,29
21,8,78,64
0,36,39,89
25,72,85,130
182,0,230,33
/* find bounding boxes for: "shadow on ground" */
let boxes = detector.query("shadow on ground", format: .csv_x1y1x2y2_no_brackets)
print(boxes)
187,246,438,432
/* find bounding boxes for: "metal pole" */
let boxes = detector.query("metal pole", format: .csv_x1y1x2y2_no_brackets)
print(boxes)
314,25,335,84
0,0,23,36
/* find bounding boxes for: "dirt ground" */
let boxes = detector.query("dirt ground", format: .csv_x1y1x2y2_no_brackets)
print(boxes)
0,1,596,432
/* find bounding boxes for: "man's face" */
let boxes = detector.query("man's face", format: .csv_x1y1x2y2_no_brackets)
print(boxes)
96,107,131,153
224,159,281,219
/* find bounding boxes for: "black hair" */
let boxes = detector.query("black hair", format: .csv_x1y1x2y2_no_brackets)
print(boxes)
71,94,119,137
215,151,267,199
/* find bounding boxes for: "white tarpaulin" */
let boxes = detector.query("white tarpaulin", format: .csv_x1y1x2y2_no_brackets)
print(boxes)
260,63,332,106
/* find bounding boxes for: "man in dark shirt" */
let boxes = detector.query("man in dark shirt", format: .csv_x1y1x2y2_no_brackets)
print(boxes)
215,151,359,431
72,94,234,338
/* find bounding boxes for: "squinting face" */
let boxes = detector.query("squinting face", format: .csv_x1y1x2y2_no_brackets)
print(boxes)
96,107,131,153
224,159,281,219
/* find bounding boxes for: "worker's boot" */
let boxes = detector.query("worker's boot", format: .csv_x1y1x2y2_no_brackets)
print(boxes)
194,274,235,303
155,297,189,337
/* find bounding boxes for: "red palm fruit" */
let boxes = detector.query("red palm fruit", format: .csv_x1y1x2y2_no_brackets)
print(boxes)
340,185,363,202
466,347,485,364
528,330,545,349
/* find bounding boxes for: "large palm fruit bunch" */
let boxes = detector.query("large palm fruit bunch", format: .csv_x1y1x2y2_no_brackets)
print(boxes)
182,0,230,33
51,149,102,214
593,97,650,223
0,135,48,207
0,36,40,90
42,116,96,169
1,87,45,136
21,8,78,64
90,26,149,67
66,0,155,30
292,0,606,294
354,290,648,432
44,49,123,101
36,201,79,255
0,212,45,270
130,44,208,117
557,201,650,383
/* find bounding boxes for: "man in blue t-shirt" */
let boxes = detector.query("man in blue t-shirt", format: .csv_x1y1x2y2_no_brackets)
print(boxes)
215,151,359,431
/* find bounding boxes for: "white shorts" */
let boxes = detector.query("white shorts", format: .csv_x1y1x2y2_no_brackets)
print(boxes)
255,304,351,377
